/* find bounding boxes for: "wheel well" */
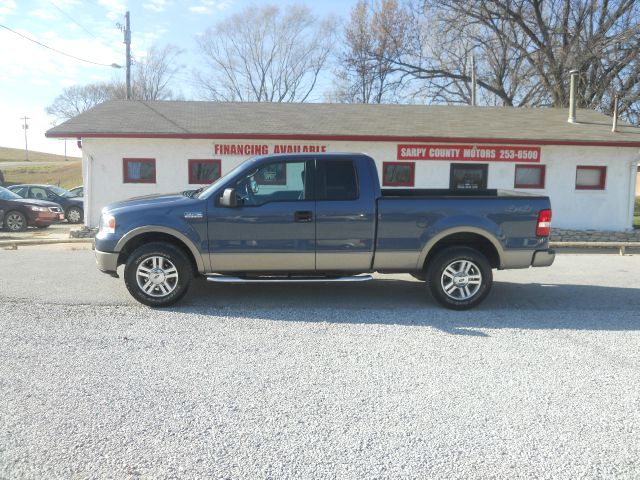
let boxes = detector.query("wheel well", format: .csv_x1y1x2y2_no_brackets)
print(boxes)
117,232,199,274
423,232,500,270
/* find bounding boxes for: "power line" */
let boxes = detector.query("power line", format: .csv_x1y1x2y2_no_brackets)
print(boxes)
47,0,122,58
0,23,119,68
48,0,100,40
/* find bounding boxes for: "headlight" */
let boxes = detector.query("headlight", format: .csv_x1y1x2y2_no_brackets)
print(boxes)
100,214,116,234
30,206,48,212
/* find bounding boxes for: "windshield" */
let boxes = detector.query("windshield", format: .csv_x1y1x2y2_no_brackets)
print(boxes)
0,186,22,200
49,185,75,198
195,161,250,199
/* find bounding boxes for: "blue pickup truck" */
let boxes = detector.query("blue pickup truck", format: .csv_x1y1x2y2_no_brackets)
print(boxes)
95,153,554,309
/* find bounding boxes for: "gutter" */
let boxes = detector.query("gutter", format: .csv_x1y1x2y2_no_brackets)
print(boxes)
43,132,640,149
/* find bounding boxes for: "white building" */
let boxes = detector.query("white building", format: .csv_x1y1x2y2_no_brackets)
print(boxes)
46,101,640,230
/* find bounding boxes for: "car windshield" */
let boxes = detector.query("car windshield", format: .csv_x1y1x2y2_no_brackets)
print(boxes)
0,186,22,200
49,185,75,198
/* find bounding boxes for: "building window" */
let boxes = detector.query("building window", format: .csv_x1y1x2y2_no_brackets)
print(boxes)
576,166,606,190
382,162,415,187
189,159,221,184
450,163,488,190
514,165,546,189
123,158,156,183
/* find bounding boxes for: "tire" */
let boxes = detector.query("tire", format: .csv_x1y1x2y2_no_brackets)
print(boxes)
426,247,493,310
124,242,193,307
4,210,27,232
65,206,83,224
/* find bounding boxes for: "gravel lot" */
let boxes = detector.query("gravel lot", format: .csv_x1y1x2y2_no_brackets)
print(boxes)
1,249,639,479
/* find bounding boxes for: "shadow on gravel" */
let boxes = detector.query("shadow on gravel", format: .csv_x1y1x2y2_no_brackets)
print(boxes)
168,278,640,335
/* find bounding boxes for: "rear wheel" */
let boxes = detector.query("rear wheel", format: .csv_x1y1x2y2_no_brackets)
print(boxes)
427,247,492,310
4,211,27,231
124,242,193,307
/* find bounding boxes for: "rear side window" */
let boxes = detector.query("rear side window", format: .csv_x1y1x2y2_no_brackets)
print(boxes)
316,160,358,200
10,186,28,197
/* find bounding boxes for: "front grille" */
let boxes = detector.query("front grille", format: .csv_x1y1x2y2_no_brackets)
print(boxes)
48,207,62,213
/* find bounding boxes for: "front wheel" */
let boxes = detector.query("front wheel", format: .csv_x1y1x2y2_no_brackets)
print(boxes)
426,247,493,310
65,206,83,224
4,211,27,231
124,242,193,307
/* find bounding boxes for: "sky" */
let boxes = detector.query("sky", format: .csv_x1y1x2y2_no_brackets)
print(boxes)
0,0,353,157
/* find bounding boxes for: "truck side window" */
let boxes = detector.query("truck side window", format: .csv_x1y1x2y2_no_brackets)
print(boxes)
233,160,307,206
316,160,359,200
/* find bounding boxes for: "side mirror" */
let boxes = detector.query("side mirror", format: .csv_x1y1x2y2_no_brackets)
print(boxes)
219,188,238,207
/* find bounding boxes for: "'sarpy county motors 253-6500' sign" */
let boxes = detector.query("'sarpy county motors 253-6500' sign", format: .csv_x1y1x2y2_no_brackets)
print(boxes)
397,144,541,162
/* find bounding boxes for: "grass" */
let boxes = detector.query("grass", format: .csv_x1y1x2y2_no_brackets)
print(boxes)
0,146,80,163
0,146,82,189
1,162,82,189
635,197,640,229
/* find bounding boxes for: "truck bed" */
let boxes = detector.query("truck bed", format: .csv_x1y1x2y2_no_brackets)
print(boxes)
381,188,542,198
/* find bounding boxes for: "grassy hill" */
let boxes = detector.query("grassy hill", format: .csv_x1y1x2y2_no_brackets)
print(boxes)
0,146,80,163
0,146,82,189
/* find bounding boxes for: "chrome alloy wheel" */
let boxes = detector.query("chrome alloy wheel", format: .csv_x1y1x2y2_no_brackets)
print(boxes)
5,212,25,231
136,256,179,298
440,259,482,300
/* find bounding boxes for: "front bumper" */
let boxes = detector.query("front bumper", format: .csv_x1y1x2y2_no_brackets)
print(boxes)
95,249,119,274
31,211,65,227
531,249,555,267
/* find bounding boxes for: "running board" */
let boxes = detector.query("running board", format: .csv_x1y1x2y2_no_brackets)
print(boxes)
206,274,373,284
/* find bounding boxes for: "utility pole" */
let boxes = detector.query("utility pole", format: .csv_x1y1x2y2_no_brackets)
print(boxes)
20,116,29,161
124,11,131,99
470,54,477,107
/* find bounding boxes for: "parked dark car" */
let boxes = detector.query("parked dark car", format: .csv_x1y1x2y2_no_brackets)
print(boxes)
0,186,64,231
68,185,83,198
8,184,84,224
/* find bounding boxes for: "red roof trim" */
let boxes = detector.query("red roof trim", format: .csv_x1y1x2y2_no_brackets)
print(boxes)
44,131,640,148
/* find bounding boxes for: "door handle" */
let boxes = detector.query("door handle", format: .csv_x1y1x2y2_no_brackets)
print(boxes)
294,210,313,222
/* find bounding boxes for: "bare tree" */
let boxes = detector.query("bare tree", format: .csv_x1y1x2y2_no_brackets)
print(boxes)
391,0,640,120
195,4,337,102
331,0,409,103
46,43,184,122
133,44,184,100
45,82,122,121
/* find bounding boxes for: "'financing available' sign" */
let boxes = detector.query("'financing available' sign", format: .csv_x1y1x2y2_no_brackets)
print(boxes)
397,144,541,163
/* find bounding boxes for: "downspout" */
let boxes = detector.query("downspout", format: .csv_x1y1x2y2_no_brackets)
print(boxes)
86,152,93,228
627,154,639,231
567,70,579,123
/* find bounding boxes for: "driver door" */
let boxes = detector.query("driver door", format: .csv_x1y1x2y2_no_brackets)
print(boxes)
207,159,315,272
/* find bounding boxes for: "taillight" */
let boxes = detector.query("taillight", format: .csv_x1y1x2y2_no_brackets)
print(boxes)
536,209,552,237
